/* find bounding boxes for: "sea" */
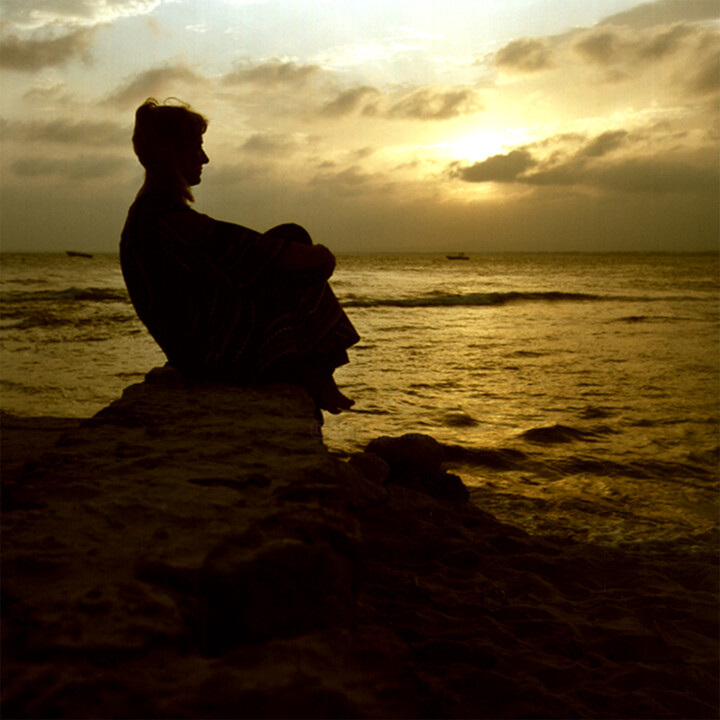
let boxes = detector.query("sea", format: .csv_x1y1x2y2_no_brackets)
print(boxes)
2,251,718,554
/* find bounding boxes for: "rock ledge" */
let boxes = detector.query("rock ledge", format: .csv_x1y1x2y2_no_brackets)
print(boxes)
2,367,718,719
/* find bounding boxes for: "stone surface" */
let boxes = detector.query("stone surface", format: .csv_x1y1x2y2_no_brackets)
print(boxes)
365,433,445,476
2,367,718,719
364,433,468,502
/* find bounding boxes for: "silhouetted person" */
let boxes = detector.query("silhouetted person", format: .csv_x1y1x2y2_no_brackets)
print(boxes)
121,98,359,414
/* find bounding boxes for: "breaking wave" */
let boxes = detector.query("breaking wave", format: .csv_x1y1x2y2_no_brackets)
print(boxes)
0,287,129,304
339,291,701,309
443,437,719,486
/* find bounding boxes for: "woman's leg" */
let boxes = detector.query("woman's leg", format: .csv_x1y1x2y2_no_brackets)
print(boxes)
262,223,357,413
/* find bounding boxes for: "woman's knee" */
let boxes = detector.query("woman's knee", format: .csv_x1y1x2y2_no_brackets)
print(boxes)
264,223,313,246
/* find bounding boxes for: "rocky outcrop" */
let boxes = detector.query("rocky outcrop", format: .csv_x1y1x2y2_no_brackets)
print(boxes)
364,433,469,502
2,367,718,719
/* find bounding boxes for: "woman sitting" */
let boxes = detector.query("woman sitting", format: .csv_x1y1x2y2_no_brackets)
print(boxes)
120,98,359,414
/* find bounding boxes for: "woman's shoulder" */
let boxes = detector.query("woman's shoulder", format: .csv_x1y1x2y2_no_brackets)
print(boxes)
133,192,213,228
130,190,194,215
123,192,215,252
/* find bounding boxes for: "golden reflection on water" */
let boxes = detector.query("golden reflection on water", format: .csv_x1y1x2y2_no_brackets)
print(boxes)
2,251,718,551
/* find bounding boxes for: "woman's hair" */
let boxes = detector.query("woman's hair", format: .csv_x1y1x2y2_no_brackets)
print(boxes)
132,98,208,201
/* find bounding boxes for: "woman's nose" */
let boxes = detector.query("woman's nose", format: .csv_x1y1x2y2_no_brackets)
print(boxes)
201,149,209,164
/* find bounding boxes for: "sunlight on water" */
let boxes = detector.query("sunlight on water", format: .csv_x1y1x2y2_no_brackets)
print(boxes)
1,251,718,551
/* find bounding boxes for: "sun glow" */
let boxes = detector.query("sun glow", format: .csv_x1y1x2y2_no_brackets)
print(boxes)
445,130,513,163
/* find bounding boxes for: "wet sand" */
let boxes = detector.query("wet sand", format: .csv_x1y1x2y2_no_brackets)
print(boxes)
1,368,718,718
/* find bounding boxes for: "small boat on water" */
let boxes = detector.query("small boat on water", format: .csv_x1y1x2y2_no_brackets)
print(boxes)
66,250,94,259
446,252,470,260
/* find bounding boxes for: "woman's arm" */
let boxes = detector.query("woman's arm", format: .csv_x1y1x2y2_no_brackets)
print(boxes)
275,241,336,279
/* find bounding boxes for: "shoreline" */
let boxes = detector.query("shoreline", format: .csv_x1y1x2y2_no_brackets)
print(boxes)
1,369,718,718
6,410,716,556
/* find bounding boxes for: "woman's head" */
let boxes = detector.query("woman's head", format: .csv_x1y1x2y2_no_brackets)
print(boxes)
132,98,209,201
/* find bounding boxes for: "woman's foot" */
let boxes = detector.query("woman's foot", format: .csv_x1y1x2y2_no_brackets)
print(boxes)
317,377,355,414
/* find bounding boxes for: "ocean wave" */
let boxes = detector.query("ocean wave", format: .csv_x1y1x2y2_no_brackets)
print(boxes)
519,423,616,444
4,312,136,331
612,315,693,324
0,287,128,304
445,440,718,485
342,290,601,308
340,290,716,309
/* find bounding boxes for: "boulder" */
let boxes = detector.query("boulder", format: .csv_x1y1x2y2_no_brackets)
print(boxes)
348,451,390,485
365,433,445,476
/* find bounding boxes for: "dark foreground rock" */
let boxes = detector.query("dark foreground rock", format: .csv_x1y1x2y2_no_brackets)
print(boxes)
2,367,718,719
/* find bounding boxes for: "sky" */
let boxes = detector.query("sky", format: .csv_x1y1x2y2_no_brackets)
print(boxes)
0,0,718,253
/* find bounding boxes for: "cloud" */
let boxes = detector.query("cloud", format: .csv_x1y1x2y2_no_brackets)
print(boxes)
495,37,554,73
689,31,720,96
241,132,301,156
222,59,320,87
1,0,161,30
2,118,129,146
11,154,128,180
573,27,631,66
573,23,694,67
310,165,382,196
450,149,536,183
386,86,482,120
22,79,71,103
320,84,482,121
320,86,380,118
570,20,719,97
0,27,95,71
104,65,204,108
580,130,628,158
587,154,719,195
637,23,694,61
450,130,719,198
599,0,720,30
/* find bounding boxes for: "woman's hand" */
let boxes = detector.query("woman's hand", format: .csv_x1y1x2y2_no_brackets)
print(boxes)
277,241,336,279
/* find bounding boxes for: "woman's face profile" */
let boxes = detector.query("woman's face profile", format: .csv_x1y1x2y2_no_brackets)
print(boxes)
178,136,209,186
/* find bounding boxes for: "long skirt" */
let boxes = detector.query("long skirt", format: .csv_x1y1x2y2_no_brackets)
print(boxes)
249,223,359,386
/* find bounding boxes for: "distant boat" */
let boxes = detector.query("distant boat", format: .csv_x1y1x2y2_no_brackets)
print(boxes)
446,252,470,260
66,250,94,259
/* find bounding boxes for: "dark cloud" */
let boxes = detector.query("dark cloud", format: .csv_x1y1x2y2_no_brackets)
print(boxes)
580,130,628,158
11,154,128,180
450,149,536,183
320,85,481,121
572,21,720,98
451,131,718,198
310,165,384,197
587,155,719,195
600,0,720,30
104,65,203,109
241,132,299,156
3,118,128,146
495,38,554,73
689,31,720,95
223,59,320,87
637,23,693,60
387,87,482,120
320,86,380,118
0,27,95,71
574,22,710,70
350,146,376,161
313,165,373,186
574,28,626,65
1,0,161,29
